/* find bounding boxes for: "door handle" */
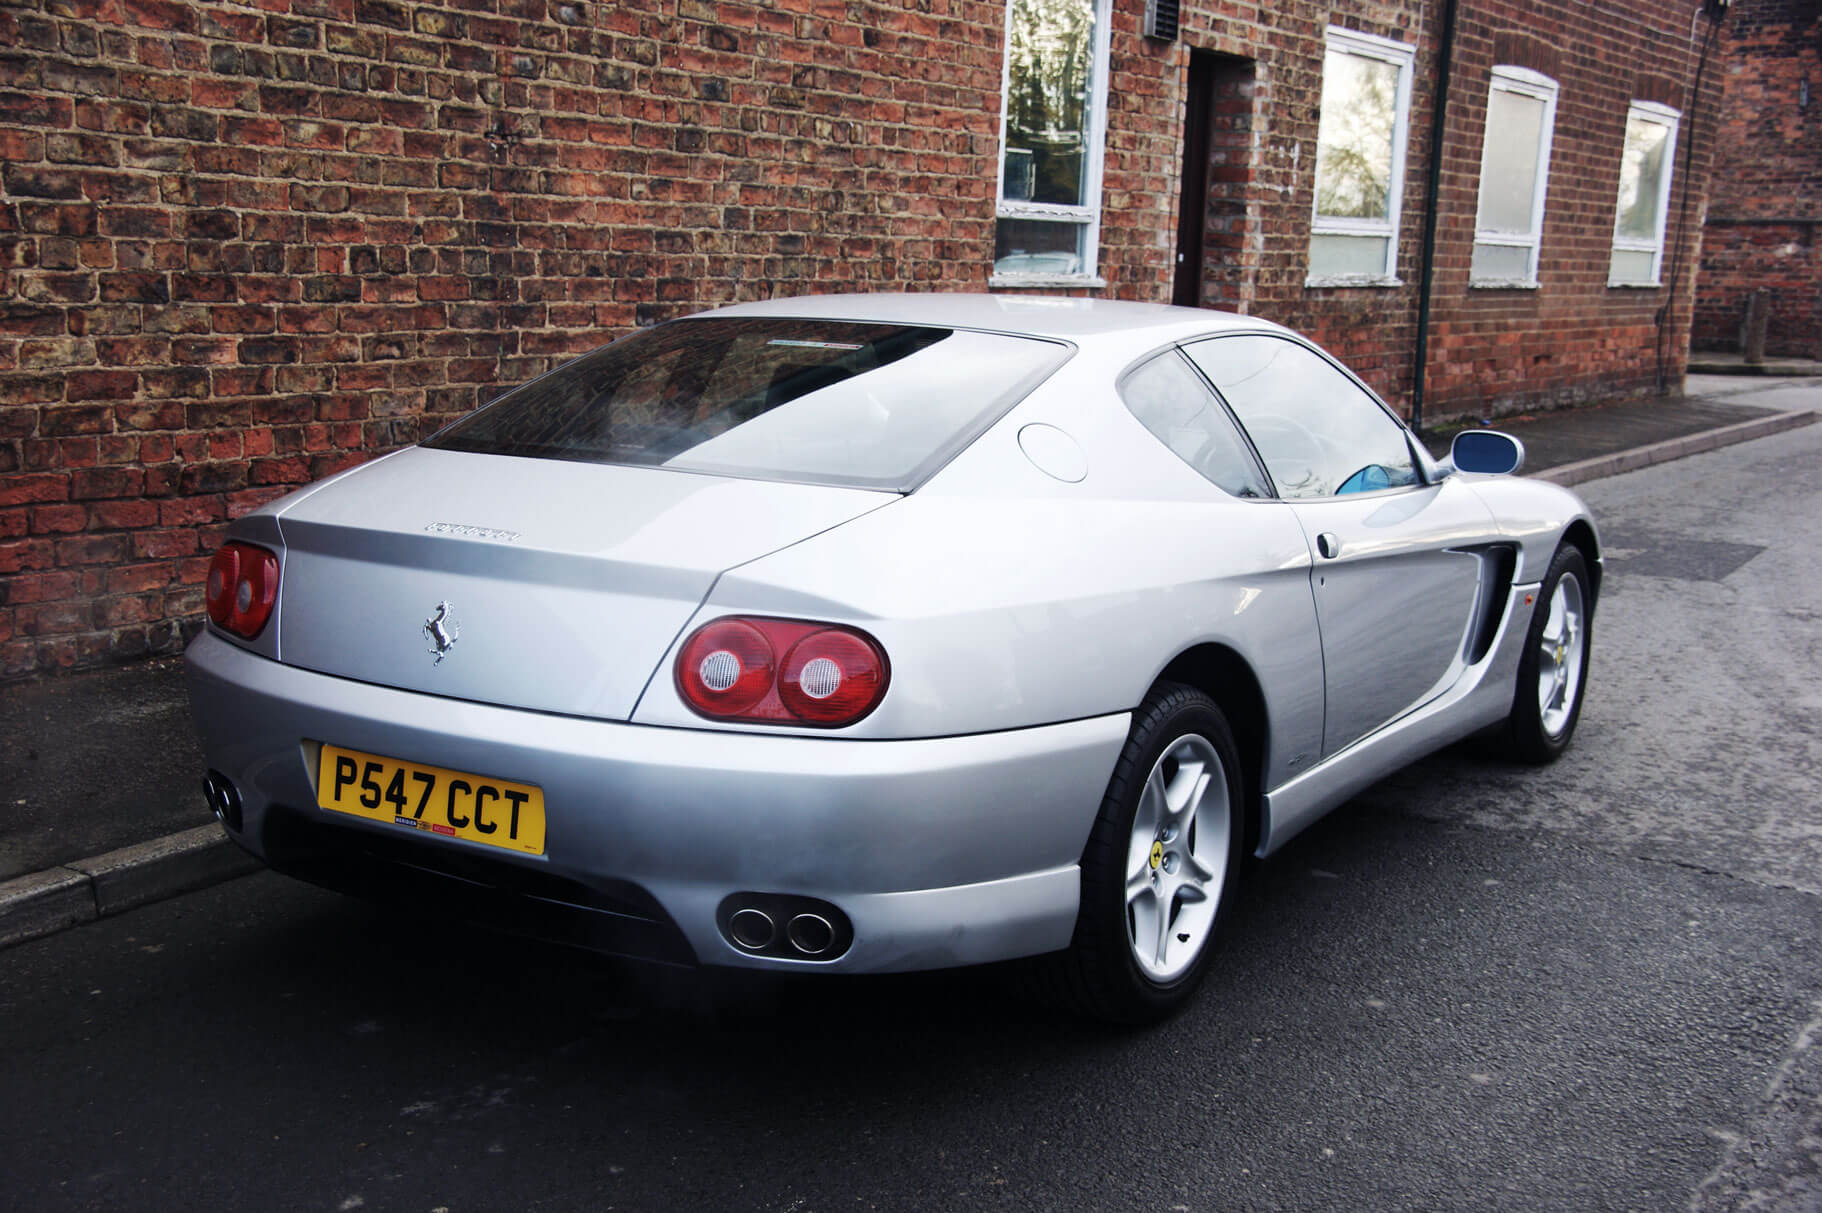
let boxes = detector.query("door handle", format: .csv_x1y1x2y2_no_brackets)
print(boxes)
1316,532,1341,559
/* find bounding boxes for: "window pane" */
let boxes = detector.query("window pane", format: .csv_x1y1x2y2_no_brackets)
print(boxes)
1309,234,1391,277
993,218,1087,276
1471,241,1532,281
1315,49,1400,220
1003,0,1098,208
1477,87,1546,234
1185,336,1417,500
1617,116,1670,241
1121,353,1272,499
1610,248,1658,284
427,318,1072,491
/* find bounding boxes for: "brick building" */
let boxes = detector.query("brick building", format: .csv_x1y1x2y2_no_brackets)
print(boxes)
1692,0,1820,358
1,0,1724,678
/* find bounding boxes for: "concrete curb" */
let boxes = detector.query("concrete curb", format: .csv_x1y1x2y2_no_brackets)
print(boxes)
1,405,1815,953
1687,361,1822,378
1534,409,1818,488
0,823,261,950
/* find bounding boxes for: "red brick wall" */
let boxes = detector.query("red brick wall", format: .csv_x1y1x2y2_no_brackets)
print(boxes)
0,0,1009,677
1149,0,1720,418
1417,3,1721,414
0,0,1721,679
1692,0,1821,357
1203,3,1432,406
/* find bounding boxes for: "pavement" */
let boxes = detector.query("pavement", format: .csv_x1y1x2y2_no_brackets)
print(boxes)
1687,349,1822,377
2,370,1818,950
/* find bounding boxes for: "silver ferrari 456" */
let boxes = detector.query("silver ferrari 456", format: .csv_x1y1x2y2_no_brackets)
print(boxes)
186,293,1598,1021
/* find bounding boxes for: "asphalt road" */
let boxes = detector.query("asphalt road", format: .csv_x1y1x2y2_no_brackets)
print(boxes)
0,655,206,879
3,425,1819,1212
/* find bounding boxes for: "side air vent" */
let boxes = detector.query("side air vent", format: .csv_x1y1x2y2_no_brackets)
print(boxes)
1144,0,1179,41
1467,545,1519,665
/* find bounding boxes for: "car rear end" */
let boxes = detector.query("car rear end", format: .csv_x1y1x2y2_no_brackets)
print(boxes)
186,311,1127,973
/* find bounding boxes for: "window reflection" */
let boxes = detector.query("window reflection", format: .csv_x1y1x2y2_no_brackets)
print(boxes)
1307,31,1413,282
1314,50,1399,220
426,319,1071,491
1185,337,1417,500
993,218,1084,276
1121,354,1271,499
1616,118,1669,240
1002,0,1097,208
1477,88,1547,234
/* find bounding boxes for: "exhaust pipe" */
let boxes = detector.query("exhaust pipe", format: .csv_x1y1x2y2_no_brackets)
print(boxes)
786,913,834,956
727,908,776,951
716,894,852,961
202,770,243,832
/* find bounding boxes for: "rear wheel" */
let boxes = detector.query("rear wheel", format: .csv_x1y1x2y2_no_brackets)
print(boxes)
1048,682,1244,1023
1499,543,1592,764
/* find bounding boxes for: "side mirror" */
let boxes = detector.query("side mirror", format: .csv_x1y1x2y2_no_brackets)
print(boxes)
1446,430,1526,477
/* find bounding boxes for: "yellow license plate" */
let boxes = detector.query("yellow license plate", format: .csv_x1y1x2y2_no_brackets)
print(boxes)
315,743,546,855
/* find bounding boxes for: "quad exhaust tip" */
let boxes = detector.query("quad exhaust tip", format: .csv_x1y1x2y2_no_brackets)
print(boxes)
202,770,243,832
728,908,776,950
786,913,834,956
716,894,852,962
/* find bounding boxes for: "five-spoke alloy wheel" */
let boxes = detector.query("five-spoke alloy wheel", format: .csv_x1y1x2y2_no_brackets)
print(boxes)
1501,543,1594,763
1124,734,1230,983
1052,682,1244,1023
1536,570,1586,740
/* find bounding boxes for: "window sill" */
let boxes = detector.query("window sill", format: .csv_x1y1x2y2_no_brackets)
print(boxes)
1607,279,1663,289
1304,274,1405,290
1469,278,1541,290
989,274,1108,290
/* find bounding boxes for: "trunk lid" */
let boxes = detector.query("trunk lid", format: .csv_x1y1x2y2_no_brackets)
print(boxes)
272,447,891,720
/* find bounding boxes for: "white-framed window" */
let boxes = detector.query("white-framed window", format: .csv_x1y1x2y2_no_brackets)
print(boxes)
990,0,1112,287
1470,66,1559,287
1307,26,1416,286
1609,101,1681,287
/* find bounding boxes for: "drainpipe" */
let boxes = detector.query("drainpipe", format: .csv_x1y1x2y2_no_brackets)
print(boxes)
1410,0,1460,434
1656,1,1728,394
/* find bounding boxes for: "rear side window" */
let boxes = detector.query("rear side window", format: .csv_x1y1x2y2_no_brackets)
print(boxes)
1119,352,1271,499
1183,335,1418,499
425,317,1072,492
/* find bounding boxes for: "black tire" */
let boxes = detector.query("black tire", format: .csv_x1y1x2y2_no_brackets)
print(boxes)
1044,682,1245,1024
1498,543,1593,764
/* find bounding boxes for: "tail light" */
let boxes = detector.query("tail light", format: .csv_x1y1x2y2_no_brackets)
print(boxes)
676,617,889,728
205,542,280,639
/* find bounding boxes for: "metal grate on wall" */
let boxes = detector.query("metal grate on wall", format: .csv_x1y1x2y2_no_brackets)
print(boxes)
1144,0,1180,41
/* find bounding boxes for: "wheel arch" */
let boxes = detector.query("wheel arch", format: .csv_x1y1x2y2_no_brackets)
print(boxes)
1560,517,1602,607
1154,643,1269,859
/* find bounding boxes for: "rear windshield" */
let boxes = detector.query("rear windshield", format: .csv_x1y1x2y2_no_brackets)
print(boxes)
424,317,1072,491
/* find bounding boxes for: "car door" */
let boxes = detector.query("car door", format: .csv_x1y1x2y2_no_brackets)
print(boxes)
1182,334,1499,757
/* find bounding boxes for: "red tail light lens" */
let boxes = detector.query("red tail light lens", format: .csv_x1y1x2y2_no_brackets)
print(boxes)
205,542,280,640
676,619,776,716
675,617,889,728
779,629,888,724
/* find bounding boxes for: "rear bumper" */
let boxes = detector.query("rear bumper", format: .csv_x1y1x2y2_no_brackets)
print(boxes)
184,632,1127,973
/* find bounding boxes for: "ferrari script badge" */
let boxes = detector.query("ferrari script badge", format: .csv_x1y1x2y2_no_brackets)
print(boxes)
424,601,460,665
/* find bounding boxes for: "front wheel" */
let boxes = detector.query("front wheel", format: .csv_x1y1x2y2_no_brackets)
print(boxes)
1047,682,1245,1024
1498,543,1593,764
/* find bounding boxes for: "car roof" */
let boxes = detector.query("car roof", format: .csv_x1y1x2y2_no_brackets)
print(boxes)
690,292,1289,345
